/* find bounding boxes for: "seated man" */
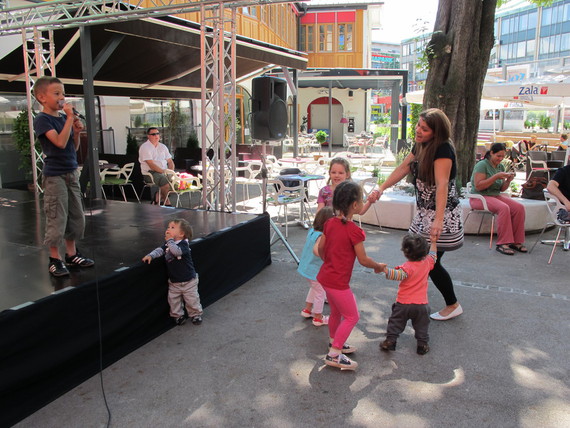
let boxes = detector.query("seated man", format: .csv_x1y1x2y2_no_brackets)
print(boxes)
546,163,570,223
139,127,174,205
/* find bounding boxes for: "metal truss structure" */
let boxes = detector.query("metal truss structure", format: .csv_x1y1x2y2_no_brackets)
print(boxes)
0,0,291,209
21,27,55,192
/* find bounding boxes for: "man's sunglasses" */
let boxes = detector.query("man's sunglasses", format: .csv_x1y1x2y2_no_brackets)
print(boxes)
148,132,160,136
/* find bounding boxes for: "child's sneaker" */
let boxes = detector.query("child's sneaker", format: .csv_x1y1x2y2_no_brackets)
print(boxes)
300,309,312,318
65,250,95,268
329,342,357,354
380,339,397,351
176,316,186,325
417,344,430,355
324,353,358,370
49,257,70,277
191,315,202,325
312,315,329,327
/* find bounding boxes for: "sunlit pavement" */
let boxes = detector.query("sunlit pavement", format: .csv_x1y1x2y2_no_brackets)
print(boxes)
16,183,570,427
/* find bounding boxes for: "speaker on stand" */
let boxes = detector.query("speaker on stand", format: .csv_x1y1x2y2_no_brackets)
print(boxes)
251,76,299,264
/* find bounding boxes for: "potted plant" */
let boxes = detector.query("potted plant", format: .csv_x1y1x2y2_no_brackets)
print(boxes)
13,108,40,185
315,130,328,145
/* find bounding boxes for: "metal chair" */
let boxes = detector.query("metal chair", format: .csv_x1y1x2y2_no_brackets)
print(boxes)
100,162,140,202
463,182,497,248
529,190,570,264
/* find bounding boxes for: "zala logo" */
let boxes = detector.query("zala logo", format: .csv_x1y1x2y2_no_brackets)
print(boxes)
518,85,549,95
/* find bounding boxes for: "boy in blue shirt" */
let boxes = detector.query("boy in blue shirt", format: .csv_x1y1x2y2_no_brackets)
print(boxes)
33,76,94,276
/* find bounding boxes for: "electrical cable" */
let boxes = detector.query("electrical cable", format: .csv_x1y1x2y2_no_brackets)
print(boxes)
84,193,112,428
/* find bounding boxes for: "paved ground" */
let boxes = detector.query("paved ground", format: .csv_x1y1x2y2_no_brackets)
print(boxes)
15,199,570,427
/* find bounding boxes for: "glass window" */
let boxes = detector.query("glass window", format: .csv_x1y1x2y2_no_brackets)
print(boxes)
518,13,528,30
319,24,333,52
346,24,353,51
300,26,306,52
517,41,525,57
307,26,314,52
561,33,570,52
564,3,570,22
511,15,519,33
527,39,535,57
338,24,346,51
501,17,510,36
528,11,537,29
541,8,551,26
540,37,550,54
499,45,508,60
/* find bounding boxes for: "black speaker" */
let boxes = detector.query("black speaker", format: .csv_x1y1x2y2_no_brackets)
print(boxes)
251,76,287,141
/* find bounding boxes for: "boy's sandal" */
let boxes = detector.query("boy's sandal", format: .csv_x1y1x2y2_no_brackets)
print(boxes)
509,244,528,253
496,245,515,255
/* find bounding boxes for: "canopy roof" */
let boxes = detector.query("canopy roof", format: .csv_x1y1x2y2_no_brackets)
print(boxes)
295,68,408,91
482,76,570,107
0,15,307,99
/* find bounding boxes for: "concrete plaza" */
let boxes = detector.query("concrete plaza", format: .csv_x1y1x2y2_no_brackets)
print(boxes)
15,209,570,428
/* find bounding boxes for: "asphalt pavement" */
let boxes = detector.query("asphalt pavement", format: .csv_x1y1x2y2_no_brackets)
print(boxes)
15,217,570,428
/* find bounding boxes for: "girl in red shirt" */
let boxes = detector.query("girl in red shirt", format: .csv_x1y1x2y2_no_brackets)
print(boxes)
317,181,385,370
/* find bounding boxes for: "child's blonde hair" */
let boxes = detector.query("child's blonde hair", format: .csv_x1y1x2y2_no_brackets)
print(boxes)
327,157,351,185
33,76,63,101
313,206,334,232
170,218,193,240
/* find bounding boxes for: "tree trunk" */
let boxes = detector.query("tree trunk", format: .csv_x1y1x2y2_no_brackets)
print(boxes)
423,0,497,186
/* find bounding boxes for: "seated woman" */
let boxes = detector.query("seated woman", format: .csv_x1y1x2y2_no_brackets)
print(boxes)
470,143,527,255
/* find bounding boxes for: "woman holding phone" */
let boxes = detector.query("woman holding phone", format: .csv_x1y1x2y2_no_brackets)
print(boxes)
470,142,527,255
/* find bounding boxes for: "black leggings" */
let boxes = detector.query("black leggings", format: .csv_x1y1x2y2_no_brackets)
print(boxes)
428,251,457,306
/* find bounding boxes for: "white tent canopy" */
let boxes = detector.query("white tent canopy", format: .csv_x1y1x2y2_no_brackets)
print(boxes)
482,75,570,107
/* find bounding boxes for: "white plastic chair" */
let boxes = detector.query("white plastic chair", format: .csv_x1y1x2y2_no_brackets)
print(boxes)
100,162,140,202
266,178,306,238
139,171,160,205
529,190,570,264
463,182,497,248
235,160,263,210
163,169,202,208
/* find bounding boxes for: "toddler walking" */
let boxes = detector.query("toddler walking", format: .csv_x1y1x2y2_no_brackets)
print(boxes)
317,181,385,370
143,219,203,325
379,234,437,355
298,207,334,327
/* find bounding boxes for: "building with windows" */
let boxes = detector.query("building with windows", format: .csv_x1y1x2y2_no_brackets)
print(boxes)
402,0,570,91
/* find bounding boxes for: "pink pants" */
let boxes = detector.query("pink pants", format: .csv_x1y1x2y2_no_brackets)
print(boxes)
469,195,526,245
305,279,326,314
323,286,359,351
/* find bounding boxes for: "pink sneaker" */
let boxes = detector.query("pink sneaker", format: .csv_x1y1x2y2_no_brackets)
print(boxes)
300,309,312,318
312,315,329,327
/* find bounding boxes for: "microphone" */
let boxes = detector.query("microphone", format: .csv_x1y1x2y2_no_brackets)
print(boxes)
57,100,85,120
72,108,86,120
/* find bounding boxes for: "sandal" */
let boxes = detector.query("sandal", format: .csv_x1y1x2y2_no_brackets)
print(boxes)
496,245,515,255
509,244,528,253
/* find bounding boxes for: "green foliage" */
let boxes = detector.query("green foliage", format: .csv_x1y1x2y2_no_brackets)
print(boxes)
377,174,387,185
315,130,328,144
408,104,422,140
538,114,551,130
187,129,199,150
395,144,411,167
13,108,40,175
126,132,138,156
134,115,143,128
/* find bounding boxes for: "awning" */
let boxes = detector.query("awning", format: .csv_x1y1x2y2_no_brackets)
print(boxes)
0,16,307,99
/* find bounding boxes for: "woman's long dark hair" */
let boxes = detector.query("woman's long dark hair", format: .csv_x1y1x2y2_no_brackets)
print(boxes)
484,142,506,160
414,108,456,186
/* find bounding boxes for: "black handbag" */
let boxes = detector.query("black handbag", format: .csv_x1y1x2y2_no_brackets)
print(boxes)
521,176,547,200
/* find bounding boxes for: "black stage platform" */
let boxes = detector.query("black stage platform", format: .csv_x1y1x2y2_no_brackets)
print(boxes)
0,189,271,427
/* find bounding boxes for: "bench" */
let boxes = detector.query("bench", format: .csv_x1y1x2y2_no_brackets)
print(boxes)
359,192,549,234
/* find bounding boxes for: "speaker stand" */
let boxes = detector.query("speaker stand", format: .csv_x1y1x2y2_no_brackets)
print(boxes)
259,141,299,265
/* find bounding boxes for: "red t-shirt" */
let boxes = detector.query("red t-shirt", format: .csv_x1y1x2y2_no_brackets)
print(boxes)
317,217,365,290
395,253,436,304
